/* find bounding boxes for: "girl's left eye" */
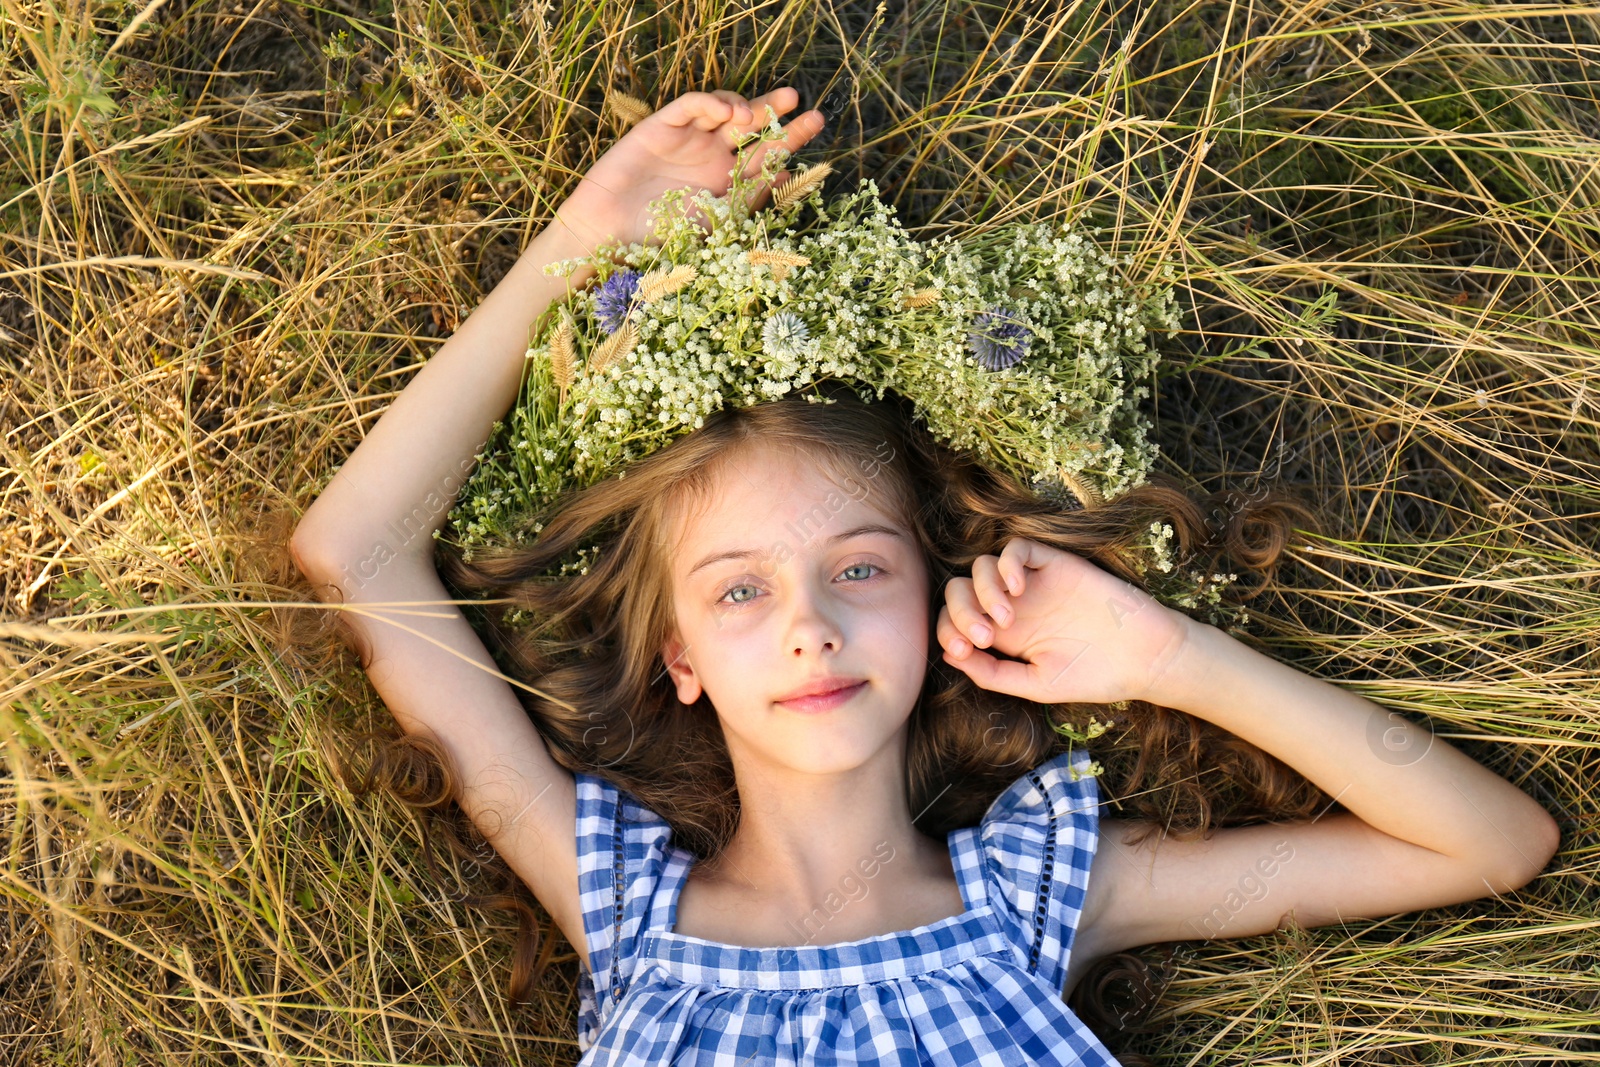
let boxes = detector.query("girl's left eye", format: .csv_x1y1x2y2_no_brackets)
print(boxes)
717,561,883,607
839,562,878,582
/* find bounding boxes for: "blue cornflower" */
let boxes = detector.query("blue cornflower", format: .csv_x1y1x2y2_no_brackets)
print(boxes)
594,269,642,334
968,306,1031,370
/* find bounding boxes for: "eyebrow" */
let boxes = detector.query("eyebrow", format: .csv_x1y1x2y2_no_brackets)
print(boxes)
687,523,907,578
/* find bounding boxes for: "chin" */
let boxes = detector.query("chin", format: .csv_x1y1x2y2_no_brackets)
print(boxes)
762,726,911,776
770,753,880,777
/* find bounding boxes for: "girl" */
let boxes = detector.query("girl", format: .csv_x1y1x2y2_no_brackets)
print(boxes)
290,87,1560,1064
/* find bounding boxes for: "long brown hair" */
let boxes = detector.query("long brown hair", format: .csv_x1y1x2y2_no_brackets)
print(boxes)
329,378,1327,1059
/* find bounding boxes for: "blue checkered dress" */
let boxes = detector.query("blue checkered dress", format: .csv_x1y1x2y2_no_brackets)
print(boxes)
572,746,1123,1065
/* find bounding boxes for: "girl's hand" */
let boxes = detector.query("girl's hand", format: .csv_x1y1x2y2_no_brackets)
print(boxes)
552,87,826,255
936,536,1197,707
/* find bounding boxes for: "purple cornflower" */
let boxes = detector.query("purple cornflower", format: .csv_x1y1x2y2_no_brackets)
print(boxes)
968,305,1031,370
594,269,642,334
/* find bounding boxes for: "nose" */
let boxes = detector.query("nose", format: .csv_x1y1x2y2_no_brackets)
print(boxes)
785,577,845,656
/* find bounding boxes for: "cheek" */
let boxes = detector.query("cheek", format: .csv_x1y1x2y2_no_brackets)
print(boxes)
856,591,931,659
893,583,933,641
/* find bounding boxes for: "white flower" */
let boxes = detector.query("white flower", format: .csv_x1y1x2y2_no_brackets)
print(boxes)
762,311,811,362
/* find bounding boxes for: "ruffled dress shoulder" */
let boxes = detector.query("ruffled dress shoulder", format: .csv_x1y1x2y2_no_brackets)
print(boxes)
571,746,1122,1066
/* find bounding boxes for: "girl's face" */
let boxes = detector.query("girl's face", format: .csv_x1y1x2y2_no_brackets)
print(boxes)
659,442,932,778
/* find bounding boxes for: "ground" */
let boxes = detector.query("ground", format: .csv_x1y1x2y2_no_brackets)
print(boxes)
2,1,1596,1064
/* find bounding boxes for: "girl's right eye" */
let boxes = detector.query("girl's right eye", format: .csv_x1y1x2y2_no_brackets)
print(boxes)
717,579,769,608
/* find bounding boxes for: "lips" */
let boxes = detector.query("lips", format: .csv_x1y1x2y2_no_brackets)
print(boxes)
776,676,867,703
776,680,867,713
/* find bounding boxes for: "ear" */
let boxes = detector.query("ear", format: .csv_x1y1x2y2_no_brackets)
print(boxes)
659,628,702,705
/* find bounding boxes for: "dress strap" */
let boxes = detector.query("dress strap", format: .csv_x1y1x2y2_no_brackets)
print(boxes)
947,824,991,913
646,844,693,934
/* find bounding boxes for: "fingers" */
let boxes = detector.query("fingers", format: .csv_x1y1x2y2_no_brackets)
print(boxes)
970,556,1014,627
737,86,801,129
737,112,826,193
937,603,1031,696
936,603,984,661
707,89,754,128
938,570,1012,657
726,88,820,157
657,91,741,131
938,538,1053,657
704,87,801,136
657,87,812,137
995,538,1030,596
778,108,826,150
1000,535,1066,598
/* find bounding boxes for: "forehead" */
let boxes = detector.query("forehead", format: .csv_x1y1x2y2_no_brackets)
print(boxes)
665,444,908,568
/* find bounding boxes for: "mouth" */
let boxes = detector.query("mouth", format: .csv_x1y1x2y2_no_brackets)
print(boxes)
776,680,868,713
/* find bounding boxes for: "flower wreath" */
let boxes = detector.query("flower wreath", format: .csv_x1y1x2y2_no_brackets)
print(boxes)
442,108,1241,619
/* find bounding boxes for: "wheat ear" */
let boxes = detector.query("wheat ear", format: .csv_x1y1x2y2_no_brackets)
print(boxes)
1061,470,1105,510
637,264,698,303
588,322,638,376
548,314,576,401
746,250,813,269
605,90,653,128
747,249,811,284
770,162,833,212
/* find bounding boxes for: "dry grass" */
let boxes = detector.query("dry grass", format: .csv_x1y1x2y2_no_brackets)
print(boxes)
2,0,1597,1062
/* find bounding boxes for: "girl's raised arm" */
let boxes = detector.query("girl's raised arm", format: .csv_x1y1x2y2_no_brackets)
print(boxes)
289,88,825,966
290,219,599,959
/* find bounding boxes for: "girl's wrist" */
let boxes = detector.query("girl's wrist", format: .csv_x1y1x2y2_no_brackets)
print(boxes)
549,185,633,264
526,219,601,278
1138,614,1239,713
